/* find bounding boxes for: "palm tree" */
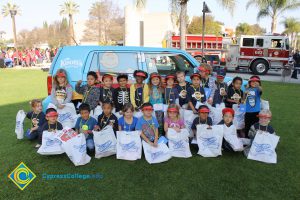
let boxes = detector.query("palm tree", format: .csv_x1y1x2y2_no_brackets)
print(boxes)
281,17,300,50
1,2,21,48
135,0,147,10
59,0,79,45
247,0,300,33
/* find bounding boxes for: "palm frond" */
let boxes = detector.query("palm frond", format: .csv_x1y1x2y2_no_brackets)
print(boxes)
256,8,270,21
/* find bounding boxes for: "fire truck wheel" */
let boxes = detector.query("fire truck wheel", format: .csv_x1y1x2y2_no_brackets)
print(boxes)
252,60,269,75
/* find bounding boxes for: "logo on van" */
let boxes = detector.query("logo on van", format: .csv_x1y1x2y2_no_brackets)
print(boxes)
100,52,119,69
60,58,83,68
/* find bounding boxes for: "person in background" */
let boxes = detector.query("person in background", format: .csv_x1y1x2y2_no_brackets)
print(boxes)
291,49,300,79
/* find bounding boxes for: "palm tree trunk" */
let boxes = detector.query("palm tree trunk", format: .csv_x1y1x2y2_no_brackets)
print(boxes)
12,16,17,47
179,2,187,50
271,15,277,33
69,14,74,45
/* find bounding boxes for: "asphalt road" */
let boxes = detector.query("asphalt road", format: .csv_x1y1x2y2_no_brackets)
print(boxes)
226,69,300,84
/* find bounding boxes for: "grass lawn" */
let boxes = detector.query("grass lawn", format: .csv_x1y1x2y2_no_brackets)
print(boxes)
1,69,300,200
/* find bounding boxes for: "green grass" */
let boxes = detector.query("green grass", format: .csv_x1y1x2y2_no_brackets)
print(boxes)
1,69,300,199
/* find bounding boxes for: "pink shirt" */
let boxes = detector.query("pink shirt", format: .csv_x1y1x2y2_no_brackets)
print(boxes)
165,117,184,128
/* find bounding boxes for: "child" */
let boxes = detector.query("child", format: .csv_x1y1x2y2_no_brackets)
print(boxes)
244,109,276,157
50,69,73,109
187,73,206,114
198,63,215,104
37,108,63,148
118,103,138,131
99,74,114,104
95,102,118,133
226,76,244,108
25,99,46,141
218,108,236,151
130,70,149,111
74,103,98,151
164,104,185,137
135,103,159,147
114,74,130,114
75,71,100,111
191,105,213,138
212,69,228,107
244,76,262,137
164,74,179,105
176,71,190,108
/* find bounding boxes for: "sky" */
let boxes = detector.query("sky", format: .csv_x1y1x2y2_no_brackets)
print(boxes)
0,0,300,39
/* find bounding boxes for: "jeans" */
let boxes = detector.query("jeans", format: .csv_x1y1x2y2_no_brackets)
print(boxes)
25,129,39,140
86,137,95,150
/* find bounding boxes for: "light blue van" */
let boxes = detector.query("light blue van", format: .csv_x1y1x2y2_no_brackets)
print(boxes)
44,46,247,109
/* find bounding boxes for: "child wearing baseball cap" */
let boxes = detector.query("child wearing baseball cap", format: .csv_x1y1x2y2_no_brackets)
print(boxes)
99,74,114,105
164,74,179,105
191,105,213,138
135,103,159,147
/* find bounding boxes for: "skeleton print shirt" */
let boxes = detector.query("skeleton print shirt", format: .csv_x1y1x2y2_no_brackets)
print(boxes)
113,87,131,112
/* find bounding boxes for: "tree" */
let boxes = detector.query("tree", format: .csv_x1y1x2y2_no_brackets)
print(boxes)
83,0,123,45
135,0,147,10
1,2,21,47
281,17,300,50
236,23,266,36
188,15,223,35
59,0,79,45
247,0,300,33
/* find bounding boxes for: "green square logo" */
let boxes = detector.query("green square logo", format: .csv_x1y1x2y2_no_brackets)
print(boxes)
8,162,36,190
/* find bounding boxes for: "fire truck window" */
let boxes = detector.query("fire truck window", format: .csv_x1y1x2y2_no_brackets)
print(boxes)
285,39,290,50
256,39,264,47
271,39,283,48
242,38,254,47
145,53,193,76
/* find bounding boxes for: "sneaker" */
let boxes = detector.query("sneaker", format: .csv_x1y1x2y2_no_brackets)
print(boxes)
35,144,41,148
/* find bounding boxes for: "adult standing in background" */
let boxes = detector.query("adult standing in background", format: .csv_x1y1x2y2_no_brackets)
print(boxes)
291,49,300,79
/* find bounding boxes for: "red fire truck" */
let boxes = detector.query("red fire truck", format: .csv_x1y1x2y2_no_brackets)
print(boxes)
225,34,290,75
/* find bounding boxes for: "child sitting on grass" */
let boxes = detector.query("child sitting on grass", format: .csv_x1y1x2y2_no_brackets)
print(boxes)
118,103,138,131
191,105,213,139
37,108,63,148
74,103,98,152
25,99,46,142
135,103,159,147
164,104,185,137
75,71,100,111
95,102,118,133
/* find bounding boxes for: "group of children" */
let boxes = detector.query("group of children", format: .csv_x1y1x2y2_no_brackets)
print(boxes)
24,63,275,157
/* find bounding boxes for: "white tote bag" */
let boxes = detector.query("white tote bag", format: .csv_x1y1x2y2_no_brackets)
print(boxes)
232,104,246,130
142,141,171,164
197,124,223,157
93,126,117,159
48,103,78,128
223,125,244,151
261,99,270,110
183,110,197,137
62,133,91,166
208,103,225,125
247,131,279,164
167,128,192,158
134,111,143,118
15,110,26,139
37,131,64,155
116,131,142,161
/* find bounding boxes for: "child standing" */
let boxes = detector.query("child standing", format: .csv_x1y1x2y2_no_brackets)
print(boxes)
95,102,118,133
164,104,185,137
187,73,206,114
244,76,262,137
244,110,276,157
118,103,138,131
25,99,46,142
130,70,149,111
99,74,114,104
37,108,63,148
164,74,179,105
191,105,213,138
198,64,215,104
50,69,73,109
114,74,130,114
74,103,98,151
135,103,159,147
176,71,190,108
212,69,228,107
75,71,100,111
226,76,244,108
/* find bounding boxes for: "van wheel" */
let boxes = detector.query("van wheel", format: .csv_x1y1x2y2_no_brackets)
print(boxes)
252,60,269,75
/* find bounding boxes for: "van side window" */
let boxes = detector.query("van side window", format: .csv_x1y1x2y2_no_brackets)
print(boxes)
256,39,264,47
145,53,193,75
242,38,254,47
90,52,98,72
98,52,139,73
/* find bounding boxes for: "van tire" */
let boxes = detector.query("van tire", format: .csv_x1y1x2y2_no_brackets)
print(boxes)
252,60,269,75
